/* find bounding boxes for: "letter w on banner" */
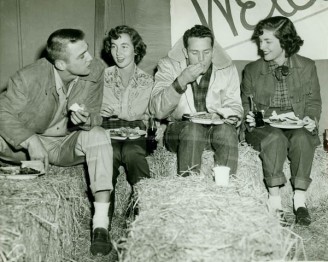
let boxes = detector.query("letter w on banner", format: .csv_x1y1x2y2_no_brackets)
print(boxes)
170,0,328,60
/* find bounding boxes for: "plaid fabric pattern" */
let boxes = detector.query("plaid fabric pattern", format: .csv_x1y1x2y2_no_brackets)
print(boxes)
101,119,146,130
191,64,212,112
268,61,292,110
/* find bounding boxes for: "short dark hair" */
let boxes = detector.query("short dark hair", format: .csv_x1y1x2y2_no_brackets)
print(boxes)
46,29,85,63
251,16,303,57
104,25,147,65
183,25,214,48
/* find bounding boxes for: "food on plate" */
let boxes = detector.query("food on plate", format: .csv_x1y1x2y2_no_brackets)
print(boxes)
268,111,302,125
0,161,43,176
109,127,143,138
189,112,224,125
19,167,41,174
120,127,140,137
21,160,45,173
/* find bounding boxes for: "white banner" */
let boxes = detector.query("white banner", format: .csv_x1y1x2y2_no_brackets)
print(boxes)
171,0,328,60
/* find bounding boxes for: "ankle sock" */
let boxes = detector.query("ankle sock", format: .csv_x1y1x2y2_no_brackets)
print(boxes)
93,202,110,231
267,195,282,211
293,190,306,210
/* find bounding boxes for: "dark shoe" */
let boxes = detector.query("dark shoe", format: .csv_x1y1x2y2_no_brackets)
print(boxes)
276,209,289,227
295,207,311,226
90,228,112,256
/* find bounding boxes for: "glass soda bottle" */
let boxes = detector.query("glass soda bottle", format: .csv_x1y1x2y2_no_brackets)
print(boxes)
147,115,157,154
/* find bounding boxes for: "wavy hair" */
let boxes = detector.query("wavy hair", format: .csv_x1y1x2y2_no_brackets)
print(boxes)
251,16,303,57
46,29,85,63
183,25,214,48
104,25,147,65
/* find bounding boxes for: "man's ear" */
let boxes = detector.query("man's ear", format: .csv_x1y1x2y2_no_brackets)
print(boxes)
54,59,66,71
182,48,188,59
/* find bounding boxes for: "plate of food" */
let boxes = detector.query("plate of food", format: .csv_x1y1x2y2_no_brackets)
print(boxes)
0,160,45,180
264,112,304,129
109,127,147,140
188,112,224,125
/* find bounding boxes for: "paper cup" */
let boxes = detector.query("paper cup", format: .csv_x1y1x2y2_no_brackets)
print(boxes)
213,166,230,186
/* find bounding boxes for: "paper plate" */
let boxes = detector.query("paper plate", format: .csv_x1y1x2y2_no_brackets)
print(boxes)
269,123,304,129
189,112,224,125
0,165,44,180
0,174,43,180
109,129,146,140
191,118,224,125
264,119,304,129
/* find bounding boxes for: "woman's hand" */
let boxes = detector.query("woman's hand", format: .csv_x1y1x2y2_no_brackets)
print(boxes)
100,103,114,117
303,116,316,132
246,111,256,127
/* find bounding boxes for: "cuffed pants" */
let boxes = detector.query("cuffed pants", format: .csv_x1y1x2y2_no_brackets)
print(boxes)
0,126,113,194
165,121,238,175
245,125,320,190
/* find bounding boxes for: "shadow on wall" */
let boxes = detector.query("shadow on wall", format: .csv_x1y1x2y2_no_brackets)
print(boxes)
38,46,48,60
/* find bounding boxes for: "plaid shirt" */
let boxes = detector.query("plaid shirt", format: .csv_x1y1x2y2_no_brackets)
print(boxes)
268,60,292,110
191,64,212,112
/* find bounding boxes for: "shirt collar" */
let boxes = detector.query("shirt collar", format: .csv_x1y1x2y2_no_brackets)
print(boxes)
53,67,79,95
268,58,289,73
114,64,138,86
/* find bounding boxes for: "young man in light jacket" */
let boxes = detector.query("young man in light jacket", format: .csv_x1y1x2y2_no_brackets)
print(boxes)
150,25,243,176
0,29,113,256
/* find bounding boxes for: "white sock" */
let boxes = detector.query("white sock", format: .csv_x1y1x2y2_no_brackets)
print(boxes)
293,190,306,210
92,202,110,231
267,195,282,211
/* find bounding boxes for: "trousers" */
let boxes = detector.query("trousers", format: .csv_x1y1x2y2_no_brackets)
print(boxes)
165,121,239,175
0,126,113,194
245,125,320,190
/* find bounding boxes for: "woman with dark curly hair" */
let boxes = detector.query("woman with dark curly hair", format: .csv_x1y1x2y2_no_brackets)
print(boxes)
100,25,155,231
241,16,321,226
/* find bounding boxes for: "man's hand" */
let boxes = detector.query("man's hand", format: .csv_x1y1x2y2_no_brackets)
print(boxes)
246,111,256,127
100,103,114,118
225,116,241,127
303,116,316,132
177,63,204,88
70,104,91,125
24,135,49,172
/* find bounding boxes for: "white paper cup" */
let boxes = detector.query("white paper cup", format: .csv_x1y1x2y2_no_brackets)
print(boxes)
213,166,230,186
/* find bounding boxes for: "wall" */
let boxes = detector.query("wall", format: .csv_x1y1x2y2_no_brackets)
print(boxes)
100,0,171,75
0,0,96,91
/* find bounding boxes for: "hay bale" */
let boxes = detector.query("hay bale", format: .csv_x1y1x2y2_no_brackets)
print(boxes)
0,165,91,262
119,176,304,261
118,144,312,262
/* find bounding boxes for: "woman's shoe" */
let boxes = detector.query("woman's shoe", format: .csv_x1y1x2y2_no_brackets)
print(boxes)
295,207,311,226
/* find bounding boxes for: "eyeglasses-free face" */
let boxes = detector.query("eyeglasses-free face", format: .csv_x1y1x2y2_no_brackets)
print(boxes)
259,29,286,66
